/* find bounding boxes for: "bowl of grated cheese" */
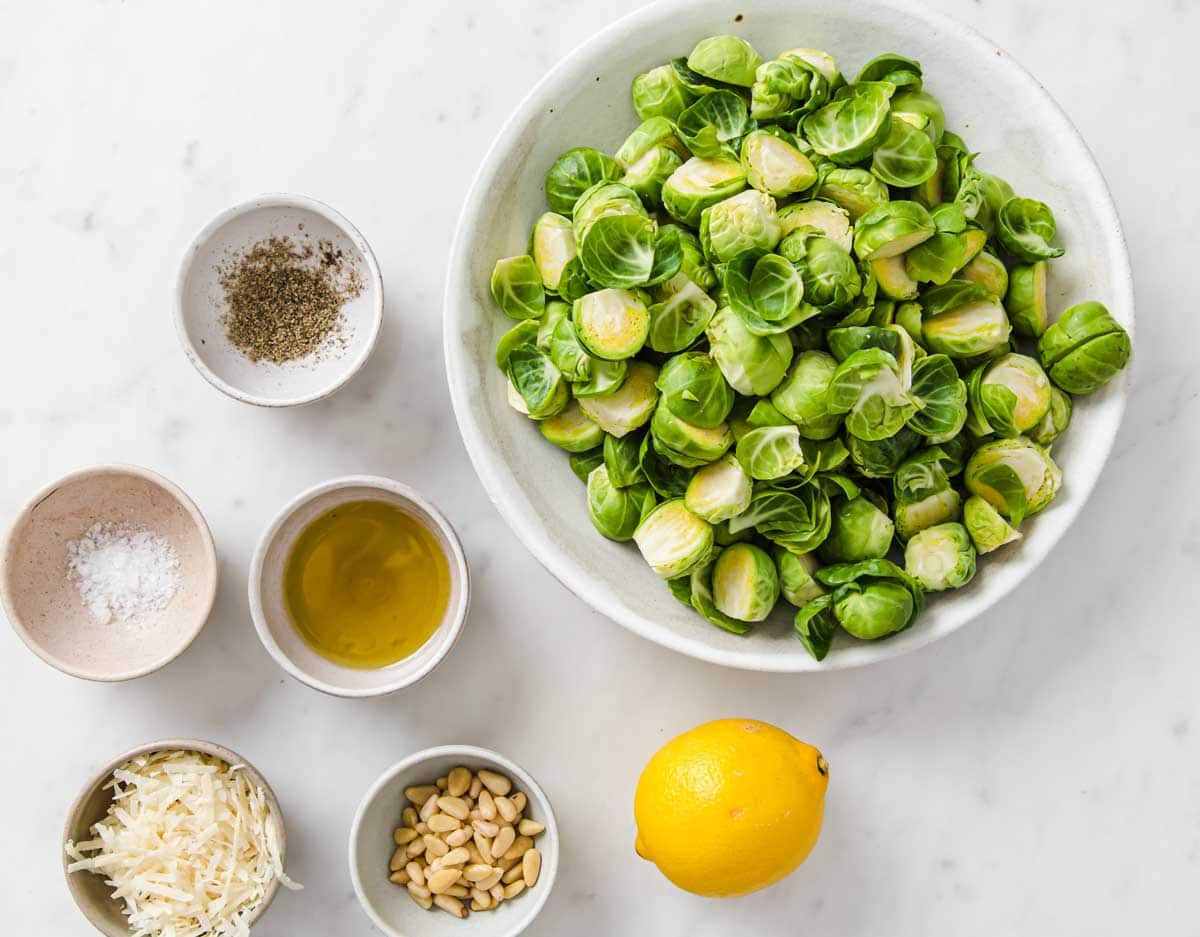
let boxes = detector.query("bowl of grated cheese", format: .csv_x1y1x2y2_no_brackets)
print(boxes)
63,740,300,937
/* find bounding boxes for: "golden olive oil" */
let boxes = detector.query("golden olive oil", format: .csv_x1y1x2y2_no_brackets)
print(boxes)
283,500,450,669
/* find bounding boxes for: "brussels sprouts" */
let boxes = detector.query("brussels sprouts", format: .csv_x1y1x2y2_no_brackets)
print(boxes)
674,90,751,160
573,288,650,360
700,190,782,262
847,426,921,478
788,236,861,309
1028,386,1072,447
775,548,826,607
784,47,842,86
496,319,541,371
871,255,919,301
684,547,753,634
895,488,962,541
633,499,714,578
548,312,595,382
1037,301,1132,394
904,522,976,591
576,218,656,291
639,430,693,498
530,213,578,293
908,354,968,439
577,360,659,436
816,559,924,640
1005,261,1047,337
826,325,899,362
727,480,832,553
746,398,791,429
631,64,694,121
821,496,894,562
967,353,1052,437
959,250,1009,300
573,358,629,398
615,117,684,168
687,35,763,87
723,251,807,332
506,378,530,415
818,167,890,220
507,347,568,419
777,200,853,251
871,116,938,187
604,431,645,488
656,352,734,428
556,256,595,302
569,447,604,482
794,594,839,660
891,90,945,142
740,130,817,197
646,277,718,353
894,301,925,347
707,305,794,395
904,233,967,285
965,437,1061,523
491,255,546,319
962,494,1022,554
539,400,604,452
650,399,733,466
827,348,916,441
622,145,684,209
770,350,842,439
685,454,753,522
803,81,894,165
712,543,780,621
587,466,656,541
662,157,747,227
857,52,922,89
736,425,806,480
750,54,830,122
572,182,649,242
853,201,936,260
545,147,622,215
923,299,1012,359
996,197,1065,262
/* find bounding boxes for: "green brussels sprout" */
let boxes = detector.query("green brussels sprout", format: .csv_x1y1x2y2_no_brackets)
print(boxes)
539,399,603,452
965,437,1061,524
962,494,1022,554
684,547,752,634
784,47,842,86
771,350,842,439
685,454,753,522
923,299,1012,359
802,81,895,165
650,399,733,466
646,276,718,353
506,346,568,419
727,479,833,553
1028,386,1072,447
713,519,754,546
856,52,922,90
638,430,694,498
736,425,807,480
571,182,649,243
506,378,531,415
895,488,962,541
491,255,546,320
700,190,782,262
687,35,763,87
816,558,924,640
846,426,921,478
535,300,567,351
853,201,936,261
904,232,967,285
890,90,945,142
631,64,695,121
615,117,684,168
555,256,594,302
775,548,826,607
740,129,818,197
821,495,894,562
827,348,916,441
871,116,938,187
577,360,659,436
894,301,925,348
967,353,1053,437
904,522,976,591
573,288,650,360
662,157,747,227
548,313,595,382
573,358,629,398
788,236,861,309
996,197,1065,262
794,594,838,660
656,352,735,428
569,447,604,483
706,305,794,395
723,251,807,333
817,167,890,220
495,319,541,371
676,90,752,159
1037,301,1132,394
1005,261,1048,338
622,145,684,210
575,217,656,291
826,325,900,362
531,213,578,293
604,431,645,488
750,54,831,122
746,398,791,429
586,465,656,541
958,250,1009,300
871,255,919,301
545,147,622,216
908,354,968,439
777,199,853,252
712,542,780,622
633,499,714,578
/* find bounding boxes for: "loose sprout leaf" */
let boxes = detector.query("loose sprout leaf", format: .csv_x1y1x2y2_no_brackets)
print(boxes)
578,214,657,288
996,197,1065,262
794,594,838,661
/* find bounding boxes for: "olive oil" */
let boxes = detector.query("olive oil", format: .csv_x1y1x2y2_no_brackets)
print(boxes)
283,500,450,669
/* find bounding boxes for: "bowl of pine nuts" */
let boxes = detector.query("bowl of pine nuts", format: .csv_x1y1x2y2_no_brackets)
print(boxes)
349,746,558,937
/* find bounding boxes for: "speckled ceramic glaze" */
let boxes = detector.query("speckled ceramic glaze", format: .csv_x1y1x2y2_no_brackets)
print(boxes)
1,465,218,681
444,0,1134,671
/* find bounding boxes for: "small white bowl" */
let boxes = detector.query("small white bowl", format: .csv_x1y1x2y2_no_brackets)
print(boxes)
175,193,384,407
349,746,559,937
248,476,470,698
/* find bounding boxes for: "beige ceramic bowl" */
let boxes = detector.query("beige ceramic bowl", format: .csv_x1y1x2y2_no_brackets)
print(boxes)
249,475,470,697
63,739,286,936
0,465,218,681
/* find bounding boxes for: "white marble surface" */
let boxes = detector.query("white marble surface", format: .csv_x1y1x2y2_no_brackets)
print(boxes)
1,1,1196,934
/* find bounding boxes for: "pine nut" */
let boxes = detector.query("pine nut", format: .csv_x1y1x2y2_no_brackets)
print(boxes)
405,785,438,805
478,869,503,890
491,825,516,858
523,848,541,887
502,862,524,884
394,826,419,846
472,818,500,838
407,881,432,901
428,814,460,834
464,863,494,883
471,888,491,909
419,793,439,822
473,831,493,861
478,769,512,797
447,767,472,797
511,792,527,813
427,868,461,894
442,847,470,867
468,807,482,822
489,883,505,902
389,869,409,885
415,821,429,835
469,775,483,798
406,862,425,887
406,839,426,858
401,807,419,828
437,796,470,820
436,776,449,791
504,880,526,900
434,894,467,918
470,900,486,911
409,890,433,910
389,847,407,871
445,828,472,848
504,835,533,862
446,884,470,898
466,842,484,865
424,834,449,858
518,819,545,837
498,854,520,872
478,790,497,821
428,856,445,873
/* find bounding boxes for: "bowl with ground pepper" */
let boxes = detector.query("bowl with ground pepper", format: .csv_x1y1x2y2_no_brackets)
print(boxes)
176,193,383,406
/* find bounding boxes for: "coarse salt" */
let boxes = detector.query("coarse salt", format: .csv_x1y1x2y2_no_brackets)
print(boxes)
66,522,181,624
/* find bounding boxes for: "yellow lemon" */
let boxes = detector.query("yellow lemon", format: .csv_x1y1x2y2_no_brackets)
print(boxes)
633,718,828,897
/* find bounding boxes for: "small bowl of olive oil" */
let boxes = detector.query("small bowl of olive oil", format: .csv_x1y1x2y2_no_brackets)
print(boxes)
249,476,469,697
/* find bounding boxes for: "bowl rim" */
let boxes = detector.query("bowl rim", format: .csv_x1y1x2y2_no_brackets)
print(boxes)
173,191,386,408
348,744,559,937
442,0,1133,672
247,474,472,698
0,463,219,682
63,738,286,937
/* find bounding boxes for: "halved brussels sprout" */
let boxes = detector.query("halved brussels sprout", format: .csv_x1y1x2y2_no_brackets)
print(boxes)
923,299,1012,359
495,319,541,371
587,465,656,541
908,354,968,439
895,488,962,541
788,236,861,309
904,522,976,591
662,157,748,227
784,47,841,86
573,358,628,398
577,360,659,436
818,167,889,220
633,499,714,578
965,437,1061,523
826,325,901,362
777,199,853,252
816,558,924,640
506,346,568,419
750,54,830,122
548,313,595,382
1037,301,1132,394
890,90,945,142
700,190,782,262
573,288,650,360
531,213,577,293
1028,386,1072,447
680,547,751,634
622,145,684,209
740,130,817,197
996,197,1065,262
615,117,684,168
962,494,1022,554
802,81,894,165
539,400,603,452
631,64,694,121
871,255,919,301
506,378,530,416
712,543,780,622
904,232,967,285
967,353,1052,437
827,348,916,441
577,211,656,290
857,52,922,89
958,250,1009,300
707,305,794,395
604,431,645,488
545,147,622,216
647,276,718,353
775,547,826,606
821,495,894,563
536,300,567,351
736,425,806,480
871,116,938,187
723,251,807,333
687,35,763,87
685,454,752,522
650,399,733,466
853,201,936,261
491,255,546,320
676,90,752,159
771,350,842,439
656,352,734,428
1006,260,1048,338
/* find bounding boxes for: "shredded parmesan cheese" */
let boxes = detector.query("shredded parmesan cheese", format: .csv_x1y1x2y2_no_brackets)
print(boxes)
65,749,300,937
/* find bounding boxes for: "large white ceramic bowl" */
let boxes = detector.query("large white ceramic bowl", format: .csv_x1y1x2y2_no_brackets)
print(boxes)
444,0,1133,671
